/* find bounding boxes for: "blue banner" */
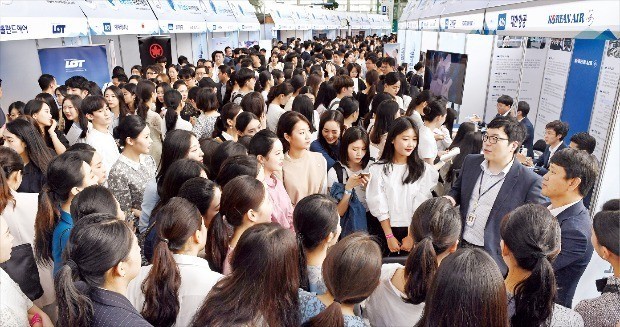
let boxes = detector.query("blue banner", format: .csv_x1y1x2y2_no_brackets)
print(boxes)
38,45,110,89
560,39,606,141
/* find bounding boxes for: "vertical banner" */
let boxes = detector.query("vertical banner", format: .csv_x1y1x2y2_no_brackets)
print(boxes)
384,43,400,64
405,30,422,72
138,36,172,67
192,32,208,60
534,38,574,141
484,36,524,122
589,40,620,159
517,37,549,125
38,45,110,88
560,39,606,142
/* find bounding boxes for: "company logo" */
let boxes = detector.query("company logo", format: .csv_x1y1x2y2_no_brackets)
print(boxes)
175,25,183,31
574,58,598,67
65,59,86,69
149,43,164,59
114,24,128,31
462,20,474,26
497,13,506,30
444,19,456,29
0,24,28,34
510,14,527,29
52,24,66,34
103,22,111,32
548,11,592,26
168,23,174,30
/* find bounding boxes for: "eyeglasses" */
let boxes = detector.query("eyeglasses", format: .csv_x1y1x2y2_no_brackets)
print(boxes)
482,133,510,144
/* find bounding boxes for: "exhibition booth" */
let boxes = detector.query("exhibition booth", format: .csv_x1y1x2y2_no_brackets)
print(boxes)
399,0,620,306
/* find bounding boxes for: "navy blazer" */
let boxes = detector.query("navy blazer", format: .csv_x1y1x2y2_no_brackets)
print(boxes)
520,117,535,158
90,287,153,327
551,200,593,308
447,154,546,275
534,142,567,175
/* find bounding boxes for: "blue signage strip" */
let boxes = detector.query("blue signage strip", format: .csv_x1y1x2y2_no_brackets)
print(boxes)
560,39,606,141
38,45,110,89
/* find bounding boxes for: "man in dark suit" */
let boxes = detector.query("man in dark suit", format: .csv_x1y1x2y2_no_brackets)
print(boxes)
568,132,598,209
215,65,231,107
522,120,569,175
541,148,599,308
446,116,546,275
516,101,534,158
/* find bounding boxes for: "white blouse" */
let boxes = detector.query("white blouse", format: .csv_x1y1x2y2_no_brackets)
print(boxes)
366,162,437,227
127,254,223,327
266,103,285,133
0,268,33,327
417,125,438,160
161,116,193,138
84,126,120,177
364,264,424,327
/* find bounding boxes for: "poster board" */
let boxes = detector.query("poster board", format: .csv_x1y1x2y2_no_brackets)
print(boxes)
424,50,468,105
38,45,110,89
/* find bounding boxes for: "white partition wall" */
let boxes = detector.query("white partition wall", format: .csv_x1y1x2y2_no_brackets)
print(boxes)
458,34,494,123
437,32,466,54
420,31,438,53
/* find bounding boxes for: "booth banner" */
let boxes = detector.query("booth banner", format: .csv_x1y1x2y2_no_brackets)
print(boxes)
420,18,440,31
439,12,484,34
138,36,172,68
210,37,231,52
78,0,159,35
533,38,574,141
192,32,208,60
424,50,468,105
517,37,549,126
384,43,400,64
589,40,620,159
230,1,260,31
397,31,407,66
38,45,110,89
206,0,239,32
560,39,606,142
484,36,524,123
148,0,208,34
405,30,422,71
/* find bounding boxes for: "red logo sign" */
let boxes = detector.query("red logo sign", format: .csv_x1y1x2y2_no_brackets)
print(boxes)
149,44,164,58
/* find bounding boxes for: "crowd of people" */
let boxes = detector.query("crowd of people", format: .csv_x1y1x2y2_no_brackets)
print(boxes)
0,33,618,327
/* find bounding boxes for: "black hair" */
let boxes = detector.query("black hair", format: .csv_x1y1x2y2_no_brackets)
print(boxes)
5,118,54,174
212,103,242,138
383,72,400,87
113,115,147,147
64,75,89,92
177,177,220,219
449,122,476,149
593,201,620,256
336,96,359,120
135,80,156,120
545,120,570,141
517,101,530,117
164,89,183,133
317,110,345,162
291,95,317,133
38,74,55,91
277,111,311,153
497,94,514,106
80,95,106,117
549,148,599,197
339,126,371,169
569,132,596,154
370,99,399,145
8,101,26,117
195,87,218,113
450,131,483,173
290,75,305,92
293,194,339,291
487,116,526,152
379,116,426,184
314,82,337,110
210,141,248,179
382,57,396,68
413,62,424,71
501,204,561,327
422,100,447,122
69,185,119,221
234,112,259,135
267,82,294,106
236,68,256,88
157,129,196,183
215,155,259,187
35,92,60,121
248,129,279,158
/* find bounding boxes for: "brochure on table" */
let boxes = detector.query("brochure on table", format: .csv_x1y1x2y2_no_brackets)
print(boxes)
0,0,88,41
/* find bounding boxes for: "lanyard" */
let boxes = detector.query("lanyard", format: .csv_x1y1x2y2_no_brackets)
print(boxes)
473,173,505,210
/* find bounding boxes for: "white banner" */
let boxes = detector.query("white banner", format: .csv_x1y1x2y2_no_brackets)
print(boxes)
405,30,422,71
517,37,549,127
589,40,620,160
533,38,574,140
484,36,524,123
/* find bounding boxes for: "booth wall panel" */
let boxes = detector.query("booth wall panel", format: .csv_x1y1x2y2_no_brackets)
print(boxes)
438,32,466,54
91,35,122,70
118,34,142,72
458,34,494,123
420,31,438,53
0,40,42,109
175,33,194,65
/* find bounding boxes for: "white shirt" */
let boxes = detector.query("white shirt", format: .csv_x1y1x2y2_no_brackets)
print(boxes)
365,264,424,327
366,162,438,227
84,126,119,177
435,126,452,152
267,103,285,133
548,200,581,217
0,268,33,327
548,142,563,160
409,110,423,128
161,116,192,138
127,254,223,327
283,95,295,111
327,164,370,210
417,124,438,160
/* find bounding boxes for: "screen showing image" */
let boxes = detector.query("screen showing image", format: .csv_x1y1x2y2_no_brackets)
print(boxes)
424,50,468,105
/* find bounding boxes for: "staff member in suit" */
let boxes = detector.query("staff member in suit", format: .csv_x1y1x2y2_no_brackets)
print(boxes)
541,148,599,308
520,120,568,175
516,101,534,158
445,116,545,275
216,65,231,107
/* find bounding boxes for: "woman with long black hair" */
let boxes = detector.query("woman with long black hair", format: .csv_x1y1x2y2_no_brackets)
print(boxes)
24,99,68,154
62,95,89,145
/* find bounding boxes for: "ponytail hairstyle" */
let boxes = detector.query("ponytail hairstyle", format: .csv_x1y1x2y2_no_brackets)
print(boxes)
212,102,242,139
209,141,248,181
317,110,345,161
336,96,359,120
164,89,183,132
406,90,431,117
404,197,461,304
157,129,195,182
34,151,89,264
305,233,382,327
69,185,120,222
54,213,134,327
206,175,266,273
135,80,156,120
142,197,203,327
293,194,339,291
192,223,300,327
153,158,207,216
369,99,399,145
0,147,24,211
276,111,311,153
104,85,130,122
266,82,293,106
500,204,561,327
292,94,317,133
62,95,88,138
257,70,272,93
363,92,392,131
5,119,54,174
422,100,447,122
113,115,147,148
379,116,425,184
234,111,260,136
365,69,380,102
240,91,266,120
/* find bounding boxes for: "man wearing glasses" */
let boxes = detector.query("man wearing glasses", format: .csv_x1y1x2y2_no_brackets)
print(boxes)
445,116,545,275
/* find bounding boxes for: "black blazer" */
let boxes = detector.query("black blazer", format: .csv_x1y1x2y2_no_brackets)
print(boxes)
534,142,567,175
216,82,226,107
447,154,546,275
520,117,535,158
90,287,153,327
551,200,593,308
